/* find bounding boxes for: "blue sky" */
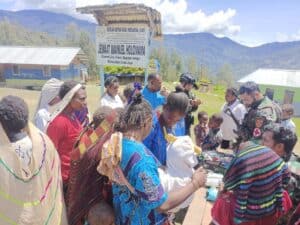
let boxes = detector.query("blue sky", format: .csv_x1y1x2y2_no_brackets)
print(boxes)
187,0,300,46
1,0,300,47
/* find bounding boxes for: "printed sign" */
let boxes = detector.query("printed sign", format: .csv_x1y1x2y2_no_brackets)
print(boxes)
96,26,150,68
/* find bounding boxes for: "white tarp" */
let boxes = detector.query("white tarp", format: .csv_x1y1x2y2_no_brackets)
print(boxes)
238,68,300,88
96,26,150,68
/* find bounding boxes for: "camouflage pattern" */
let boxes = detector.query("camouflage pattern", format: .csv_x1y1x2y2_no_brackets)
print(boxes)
184,90,198,135
241,96,278,142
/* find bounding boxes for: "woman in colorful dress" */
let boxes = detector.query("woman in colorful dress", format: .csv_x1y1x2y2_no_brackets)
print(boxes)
101,94,207,225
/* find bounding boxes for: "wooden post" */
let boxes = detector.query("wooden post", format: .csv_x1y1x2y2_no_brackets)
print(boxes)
100,65,105,95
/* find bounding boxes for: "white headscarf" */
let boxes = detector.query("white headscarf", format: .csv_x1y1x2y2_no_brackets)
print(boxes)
47,83,82,125
35,78,63,114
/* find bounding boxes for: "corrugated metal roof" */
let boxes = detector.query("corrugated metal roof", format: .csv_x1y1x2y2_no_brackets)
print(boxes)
238,69,300,88
0,46,86,66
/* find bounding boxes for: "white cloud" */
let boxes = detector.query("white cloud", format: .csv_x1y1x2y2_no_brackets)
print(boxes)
10,0,240,36
11,0,95,22
276,30,300,42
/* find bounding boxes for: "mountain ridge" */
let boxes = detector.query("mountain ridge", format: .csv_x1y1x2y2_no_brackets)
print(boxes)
1,9,300,78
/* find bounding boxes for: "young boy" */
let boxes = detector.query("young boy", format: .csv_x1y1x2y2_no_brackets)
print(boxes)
194,111,209,147
202,113,223,151
281,104,296,133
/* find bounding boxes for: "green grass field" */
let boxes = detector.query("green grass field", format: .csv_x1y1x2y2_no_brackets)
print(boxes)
0,83,299,152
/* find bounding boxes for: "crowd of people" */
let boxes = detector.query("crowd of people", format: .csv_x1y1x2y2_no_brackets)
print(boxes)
0,73,299,225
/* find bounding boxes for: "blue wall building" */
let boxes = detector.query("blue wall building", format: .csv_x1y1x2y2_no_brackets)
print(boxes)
0,46,88,88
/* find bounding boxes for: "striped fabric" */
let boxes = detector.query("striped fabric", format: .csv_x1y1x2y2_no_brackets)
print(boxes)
0,123,67,225
224,143,290,224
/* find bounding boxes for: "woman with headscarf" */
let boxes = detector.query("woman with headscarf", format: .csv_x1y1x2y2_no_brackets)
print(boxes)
34,78,63,132
47,80,87,194
0,95,67,225
100,76,124,109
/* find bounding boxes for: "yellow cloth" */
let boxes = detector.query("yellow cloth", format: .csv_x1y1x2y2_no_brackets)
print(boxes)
0,122,68,225
97,132,135,193
97,132,123,182
163,127,202,155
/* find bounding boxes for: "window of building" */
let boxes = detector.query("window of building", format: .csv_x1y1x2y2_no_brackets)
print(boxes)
43,66,51,77
12,65,20,76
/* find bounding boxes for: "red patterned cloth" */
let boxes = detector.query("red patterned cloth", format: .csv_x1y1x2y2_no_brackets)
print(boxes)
211,190,292,225
289,203,300,225
67,111,117,225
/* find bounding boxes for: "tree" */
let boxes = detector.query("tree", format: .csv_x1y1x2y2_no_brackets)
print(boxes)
79,31,98,78
65,23,79,44
186,55,198,76
216,64,234,87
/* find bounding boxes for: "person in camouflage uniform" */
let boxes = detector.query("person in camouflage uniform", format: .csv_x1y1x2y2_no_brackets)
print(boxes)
239,81,280,142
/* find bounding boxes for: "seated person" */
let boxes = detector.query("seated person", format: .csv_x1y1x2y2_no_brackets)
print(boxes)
281,104,296,133
262,124,298,208
262,124,297,162
211,139,291,225
202,113,223,151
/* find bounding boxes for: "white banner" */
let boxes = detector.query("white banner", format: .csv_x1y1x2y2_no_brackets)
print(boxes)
96,26,150,68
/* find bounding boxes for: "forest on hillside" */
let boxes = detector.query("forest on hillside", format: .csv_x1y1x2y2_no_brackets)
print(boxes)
0,20,235,86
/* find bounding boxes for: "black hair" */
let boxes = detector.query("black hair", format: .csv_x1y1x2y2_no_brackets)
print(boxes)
174,84,185,93
147,73,159,82
165,92,189,114
281,104,294,115
239,81,260,95
123,83,135,100
92,106,113,128
0,95,29,139
104,76,119,88
59,80,84,99
264,124,298,162
116,93,152,132
197,111,208,120
227,87,238,97
210,113,223,125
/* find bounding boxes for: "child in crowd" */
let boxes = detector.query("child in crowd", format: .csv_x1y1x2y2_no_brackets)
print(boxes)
86,201,115,225
194,111,209,147
202,113,223,151
281,104,296,133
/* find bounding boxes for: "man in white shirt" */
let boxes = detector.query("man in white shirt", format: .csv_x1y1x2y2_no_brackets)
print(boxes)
100,76,124,109
220,88,247,149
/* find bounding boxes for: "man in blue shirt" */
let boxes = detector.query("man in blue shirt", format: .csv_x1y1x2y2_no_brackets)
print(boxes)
142,74,168,110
